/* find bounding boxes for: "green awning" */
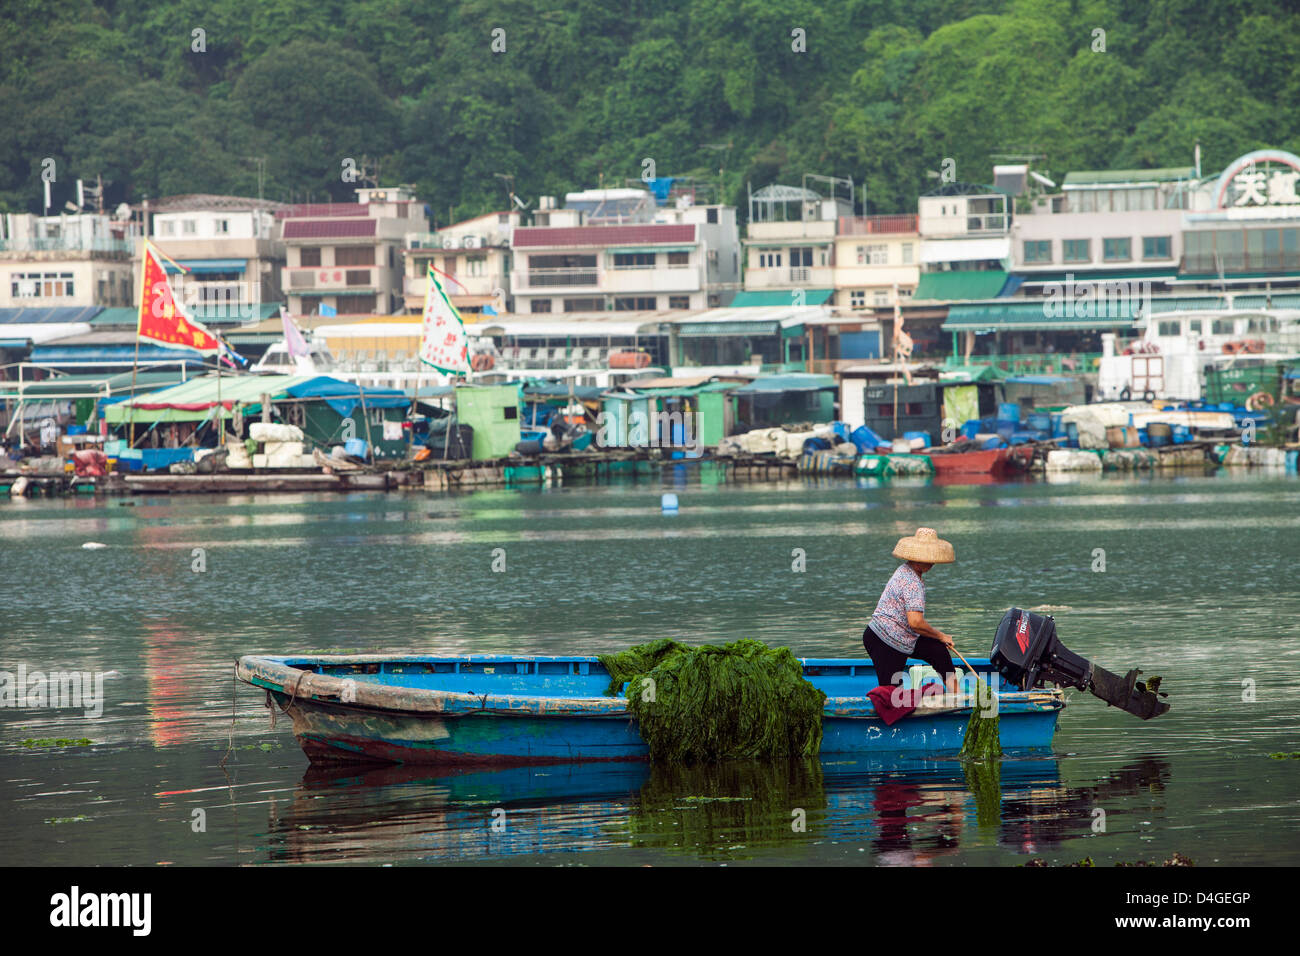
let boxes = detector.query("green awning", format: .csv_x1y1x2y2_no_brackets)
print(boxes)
729,289,833,307
943,302,1139,332
913,271,1011,301
104,373,314,424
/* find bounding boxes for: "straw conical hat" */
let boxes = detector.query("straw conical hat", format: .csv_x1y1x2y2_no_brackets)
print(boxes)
892,527,955,564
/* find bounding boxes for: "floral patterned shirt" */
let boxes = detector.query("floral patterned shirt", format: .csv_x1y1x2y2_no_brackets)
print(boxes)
870,563,926,653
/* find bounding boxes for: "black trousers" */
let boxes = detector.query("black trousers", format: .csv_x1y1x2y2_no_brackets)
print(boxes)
863,624,956,687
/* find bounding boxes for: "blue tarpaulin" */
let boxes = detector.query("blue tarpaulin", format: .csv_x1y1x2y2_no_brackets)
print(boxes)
284,376,410,418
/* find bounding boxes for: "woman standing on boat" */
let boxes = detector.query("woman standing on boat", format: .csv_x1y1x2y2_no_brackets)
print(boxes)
864,527,961,694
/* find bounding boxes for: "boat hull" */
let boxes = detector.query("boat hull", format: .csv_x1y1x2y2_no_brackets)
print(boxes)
927,446,1032,476
238,654,1063,766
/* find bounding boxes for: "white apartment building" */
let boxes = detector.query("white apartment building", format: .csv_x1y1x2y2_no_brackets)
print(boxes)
1,212,137,309
832,214,920,310
510,188,739,314
403,210,521,315
140,194,286,322
279,186,429,317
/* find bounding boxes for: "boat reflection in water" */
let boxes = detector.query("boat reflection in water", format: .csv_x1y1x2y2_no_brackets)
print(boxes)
264,754,1171,864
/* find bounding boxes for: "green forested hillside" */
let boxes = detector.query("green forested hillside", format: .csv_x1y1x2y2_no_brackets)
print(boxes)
3,0,1298,226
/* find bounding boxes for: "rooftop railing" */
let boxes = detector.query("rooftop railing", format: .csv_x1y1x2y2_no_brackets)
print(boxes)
838,214,918,236
0,237,134,255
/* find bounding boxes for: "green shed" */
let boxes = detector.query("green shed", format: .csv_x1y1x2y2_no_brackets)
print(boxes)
454,384,522,460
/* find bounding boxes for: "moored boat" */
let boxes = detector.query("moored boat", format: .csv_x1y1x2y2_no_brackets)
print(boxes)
924,445,1033,476
236,652,1065,766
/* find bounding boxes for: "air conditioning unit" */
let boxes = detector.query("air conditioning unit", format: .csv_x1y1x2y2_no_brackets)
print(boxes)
462,235,482,249
498,236,511,248
442,236,457,249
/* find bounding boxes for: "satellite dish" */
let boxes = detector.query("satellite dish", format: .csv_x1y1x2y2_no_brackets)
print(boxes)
114,203,132,220
512,194,530,210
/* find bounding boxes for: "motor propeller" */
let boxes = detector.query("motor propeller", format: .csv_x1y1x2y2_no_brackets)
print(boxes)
989,608,1170,720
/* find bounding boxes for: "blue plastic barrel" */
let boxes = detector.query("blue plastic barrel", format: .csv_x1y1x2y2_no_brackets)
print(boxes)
998,402,1021,423
903,431,931,448
1065,422,1080,447
1027,412,1052,433
960,420,980,440
344,438,369,458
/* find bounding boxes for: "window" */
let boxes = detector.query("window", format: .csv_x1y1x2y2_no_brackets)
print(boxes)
335,294,375,313
1157,321,1180,336
1103,238,1132,261
182,219,196,235
158,220,175,237
902,244,914,265
335,246,375,266
1063,239,1090,262
1211,318,1235,335
857,244,887,265
849,290,866,308
215,219,230,234
668,295,690,309
758,251,782,268
530,299,552,313
667,251,689,267
301,296,322,313
10,271,74,298
1188,319,1202,334
873,289,889,306
790,247,813,267
707,208,718,224
1142,236,1171,260
300,247,322,267
1023,240,1052,263
563,297,603,312
466,256,486,277
613,252,655,269
503,406,517,420
614,297,656,310
346,270,369,287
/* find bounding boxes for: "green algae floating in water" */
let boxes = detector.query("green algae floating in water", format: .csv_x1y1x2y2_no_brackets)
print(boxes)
960,677,1002,761
20,738,92,749
599,638,826,763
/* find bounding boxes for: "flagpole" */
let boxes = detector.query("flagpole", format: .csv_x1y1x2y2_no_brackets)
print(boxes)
129,241,147,448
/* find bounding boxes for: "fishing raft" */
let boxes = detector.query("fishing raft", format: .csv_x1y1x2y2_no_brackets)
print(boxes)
235,653,1064,766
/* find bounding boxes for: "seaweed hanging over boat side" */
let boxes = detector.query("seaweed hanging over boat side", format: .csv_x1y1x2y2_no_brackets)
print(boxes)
960,676,1003,761
598,638,827,763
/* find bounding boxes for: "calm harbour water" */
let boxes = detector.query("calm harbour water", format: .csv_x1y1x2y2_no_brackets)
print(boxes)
2,467,1298,866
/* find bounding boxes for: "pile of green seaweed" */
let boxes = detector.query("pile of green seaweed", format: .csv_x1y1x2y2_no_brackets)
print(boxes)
598,638,827,763
960,676,1002,761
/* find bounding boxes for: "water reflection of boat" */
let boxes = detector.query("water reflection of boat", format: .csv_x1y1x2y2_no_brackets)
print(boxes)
260,754,1172,865
236,653,1065,766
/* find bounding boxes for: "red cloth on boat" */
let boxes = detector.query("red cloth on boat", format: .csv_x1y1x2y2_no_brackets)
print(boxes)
73,449,107,477
868,684,922,725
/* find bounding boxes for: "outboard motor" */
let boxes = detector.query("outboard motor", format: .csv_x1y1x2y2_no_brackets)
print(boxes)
990,608,1169,720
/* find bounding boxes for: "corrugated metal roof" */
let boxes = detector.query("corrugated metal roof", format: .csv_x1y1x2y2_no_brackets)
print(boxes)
0,306,103,325
104,373,315,423
1063,167,1196,186
731,374,836,393
283,219,376,239
943,302,1139,331
512,224,695,248
276,204,372,219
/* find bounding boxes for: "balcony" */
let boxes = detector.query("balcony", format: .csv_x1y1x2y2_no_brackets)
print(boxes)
838,215,918,236
743,266,835,289
0,237,133,257
966,214,1008,233
516,268,600,289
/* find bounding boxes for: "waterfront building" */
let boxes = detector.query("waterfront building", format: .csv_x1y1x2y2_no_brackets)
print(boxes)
277,186,429,318
403,210,520,317
136,194,287,325
509,186,739,315
1,211,138,310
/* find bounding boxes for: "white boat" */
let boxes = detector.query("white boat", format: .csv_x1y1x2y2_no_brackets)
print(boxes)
250,338,338,376
1097,307,1300,401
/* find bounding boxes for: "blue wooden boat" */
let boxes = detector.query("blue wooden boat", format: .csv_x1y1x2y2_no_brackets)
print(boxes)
236,653,1065,766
